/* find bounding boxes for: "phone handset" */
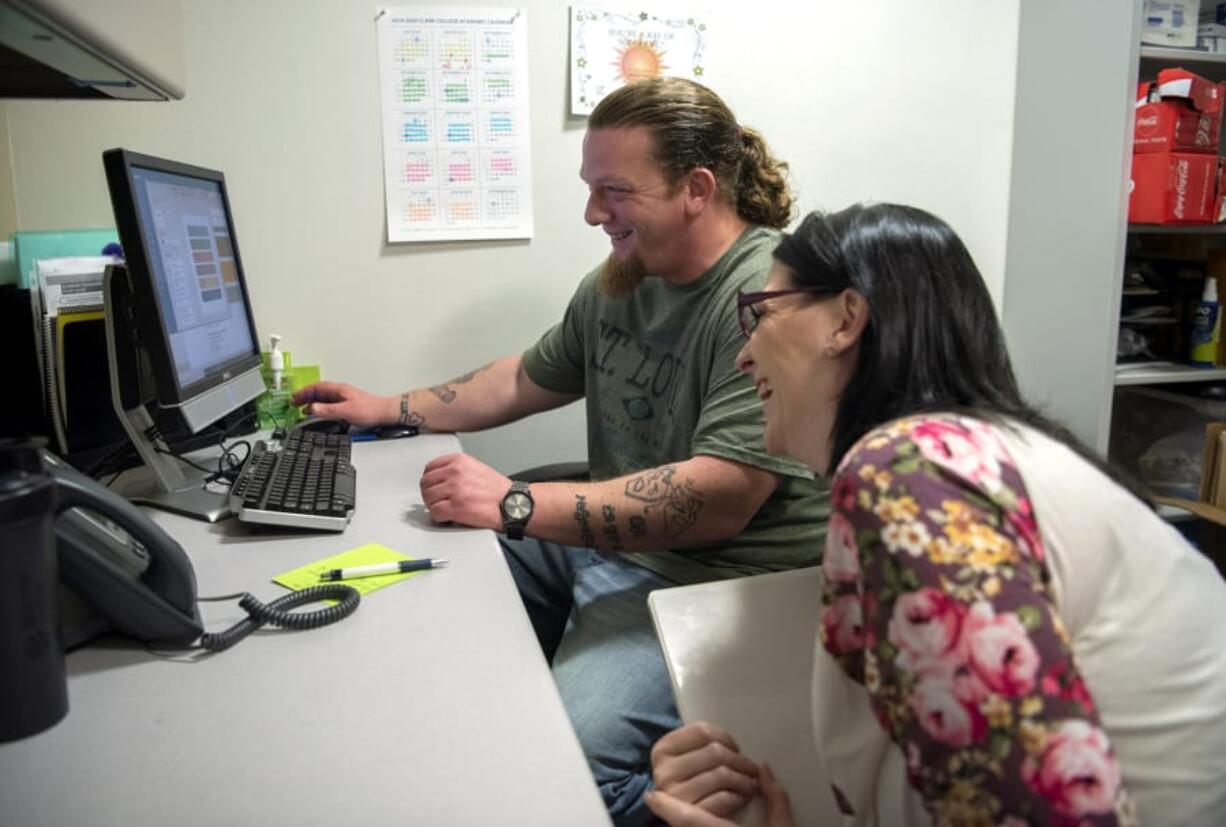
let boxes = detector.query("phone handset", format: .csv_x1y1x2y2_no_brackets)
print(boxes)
45,452,204,646
45,452,360,651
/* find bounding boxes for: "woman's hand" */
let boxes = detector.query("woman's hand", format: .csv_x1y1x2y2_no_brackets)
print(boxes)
645,722,794,825
647,758,794,826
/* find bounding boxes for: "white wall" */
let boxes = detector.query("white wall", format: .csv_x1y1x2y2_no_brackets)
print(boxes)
4,0,1026,471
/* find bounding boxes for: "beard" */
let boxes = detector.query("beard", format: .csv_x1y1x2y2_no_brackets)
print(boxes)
598,251,650,297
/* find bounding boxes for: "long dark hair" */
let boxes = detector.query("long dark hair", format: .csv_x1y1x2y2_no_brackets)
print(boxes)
588,77,793,228
775,204,1132,490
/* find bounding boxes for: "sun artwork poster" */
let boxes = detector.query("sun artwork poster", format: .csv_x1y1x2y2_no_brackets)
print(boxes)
569,6,711,116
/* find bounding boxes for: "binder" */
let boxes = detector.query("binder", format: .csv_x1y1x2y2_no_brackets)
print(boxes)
648,567,840,826
55,310,127,454
0,286,48,437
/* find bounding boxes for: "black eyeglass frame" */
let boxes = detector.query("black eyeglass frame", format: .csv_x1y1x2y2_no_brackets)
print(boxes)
736,287,839,337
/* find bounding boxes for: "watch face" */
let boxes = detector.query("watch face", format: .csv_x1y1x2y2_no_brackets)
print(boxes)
504,492,532,520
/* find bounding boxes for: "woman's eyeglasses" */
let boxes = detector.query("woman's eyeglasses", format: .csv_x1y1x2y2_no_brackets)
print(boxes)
737,287,837,338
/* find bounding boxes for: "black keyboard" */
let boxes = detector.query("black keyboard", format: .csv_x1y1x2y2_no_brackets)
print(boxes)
230,430,357,531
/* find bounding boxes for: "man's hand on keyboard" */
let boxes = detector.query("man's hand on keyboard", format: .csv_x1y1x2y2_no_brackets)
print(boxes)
292,381,398,428
419,452,510,531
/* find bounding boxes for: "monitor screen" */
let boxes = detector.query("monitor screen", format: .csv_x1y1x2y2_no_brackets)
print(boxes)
103,149,264,434
129,166,256,392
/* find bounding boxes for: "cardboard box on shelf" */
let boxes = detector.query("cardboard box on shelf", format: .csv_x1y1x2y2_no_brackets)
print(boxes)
1135,88,1222,152
1130,151,1218,223
1198,22,1226,52
1195,423,1226,504
1142,0,1202,47
1155,67,1226,115
1154,421,1226,564
1112,386,1226,499
1214,159,1226,222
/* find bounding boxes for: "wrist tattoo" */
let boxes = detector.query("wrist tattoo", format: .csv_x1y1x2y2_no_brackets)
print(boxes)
601,504,624,551
624,465,705,538
398,393,425,427
574,494,596,548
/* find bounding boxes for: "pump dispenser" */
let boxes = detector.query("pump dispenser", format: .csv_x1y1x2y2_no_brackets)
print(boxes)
268,334,285,390
1191,278,1221,366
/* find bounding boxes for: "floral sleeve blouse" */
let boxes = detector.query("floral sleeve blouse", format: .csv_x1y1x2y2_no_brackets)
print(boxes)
820,414,1135,826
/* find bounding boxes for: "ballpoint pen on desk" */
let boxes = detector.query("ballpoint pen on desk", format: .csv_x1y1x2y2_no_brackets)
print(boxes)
319,559,448,581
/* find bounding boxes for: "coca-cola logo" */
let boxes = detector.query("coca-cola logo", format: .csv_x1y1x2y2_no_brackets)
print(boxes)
1137,106,1160,138
1174,158,1189,218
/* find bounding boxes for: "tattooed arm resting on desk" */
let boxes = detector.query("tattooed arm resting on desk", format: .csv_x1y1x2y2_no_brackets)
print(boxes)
294,356,778,549
419,452,778,551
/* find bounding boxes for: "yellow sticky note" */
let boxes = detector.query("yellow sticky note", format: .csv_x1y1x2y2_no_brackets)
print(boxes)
273,543,418,596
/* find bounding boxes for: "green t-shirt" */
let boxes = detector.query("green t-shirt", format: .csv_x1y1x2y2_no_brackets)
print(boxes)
522,225,829,584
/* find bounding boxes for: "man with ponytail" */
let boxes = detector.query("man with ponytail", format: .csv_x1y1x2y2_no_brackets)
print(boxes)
294,78,828,825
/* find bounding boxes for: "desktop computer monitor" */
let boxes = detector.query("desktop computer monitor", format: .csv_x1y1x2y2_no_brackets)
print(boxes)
101,148,266,520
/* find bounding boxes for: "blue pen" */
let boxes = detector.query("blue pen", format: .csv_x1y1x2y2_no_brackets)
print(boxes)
319,558,448,581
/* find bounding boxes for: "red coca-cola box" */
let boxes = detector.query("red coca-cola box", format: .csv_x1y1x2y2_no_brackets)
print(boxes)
1214,158,1226,224
1129,151,1218,224
1134,69,1226,154
1157,67,1225,116
1135,89,1221,153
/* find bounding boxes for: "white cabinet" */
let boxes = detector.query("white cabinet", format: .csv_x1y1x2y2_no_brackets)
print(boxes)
0,0,184,100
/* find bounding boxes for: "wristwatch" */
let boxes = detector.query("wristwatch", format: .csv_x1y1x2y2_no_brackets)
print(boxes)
500,480,535,540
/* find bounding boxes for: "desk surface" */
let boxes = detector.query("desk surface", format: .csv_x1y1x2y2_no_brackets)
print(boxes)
0,434,610,827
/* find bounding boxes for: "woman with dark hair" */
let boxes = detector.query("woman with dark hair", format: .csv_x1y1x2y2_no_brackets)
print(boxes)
645,204,1226,827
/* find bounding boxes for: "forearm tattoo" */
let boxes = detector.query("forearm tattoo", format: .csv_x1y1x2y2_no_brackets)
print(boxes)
574,494,596,548
601,504,624,551
429,362,492,404
398,393,425,427
624,465,705,538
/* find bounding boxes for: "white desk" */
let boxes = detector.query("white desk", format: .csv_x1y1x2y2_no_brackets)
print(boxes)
0,434,610,827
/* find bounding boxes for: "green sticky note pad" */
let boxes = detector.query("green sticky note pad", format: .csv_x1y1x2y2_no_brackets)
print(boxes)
274,543,417,596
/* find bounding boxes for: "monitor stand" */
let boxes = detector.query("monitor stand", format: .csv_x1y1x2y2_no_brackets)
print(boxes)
102,264,229,523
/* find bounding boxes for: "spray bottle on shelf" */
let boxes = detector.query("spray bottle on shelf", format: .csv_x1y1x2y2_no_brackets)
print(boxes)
1190,277,1221,367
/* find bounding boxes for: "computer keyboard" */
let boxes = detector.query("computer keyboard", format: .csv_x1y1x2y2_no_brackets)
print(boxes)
229,429,356,531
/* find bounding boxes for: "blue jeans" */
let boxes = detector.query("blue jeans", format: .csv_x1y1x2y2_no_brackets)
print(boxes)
501,537,680,827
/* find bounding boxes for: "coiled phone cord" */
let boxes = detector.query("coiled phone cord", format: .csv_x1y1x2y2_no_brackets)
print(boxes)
198,585,360,652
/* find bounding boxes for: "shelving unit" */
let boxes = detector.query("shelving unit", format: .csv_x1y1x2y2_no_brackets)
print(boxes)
1107,43,1226,505
1115,363,1226,385
1128,223,1226,234
1139,45,1226,67
1121,46,1226,395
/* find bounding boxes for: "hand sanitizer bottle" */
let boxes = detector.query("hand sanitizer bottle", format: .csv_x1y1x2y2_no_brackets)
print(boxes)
1190,278,1221,367
269,334,285,390
257,334,295,429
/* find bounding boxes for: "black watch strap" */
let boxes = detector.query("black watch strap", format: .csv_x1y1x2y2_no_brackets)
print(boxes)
501,480,534,541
